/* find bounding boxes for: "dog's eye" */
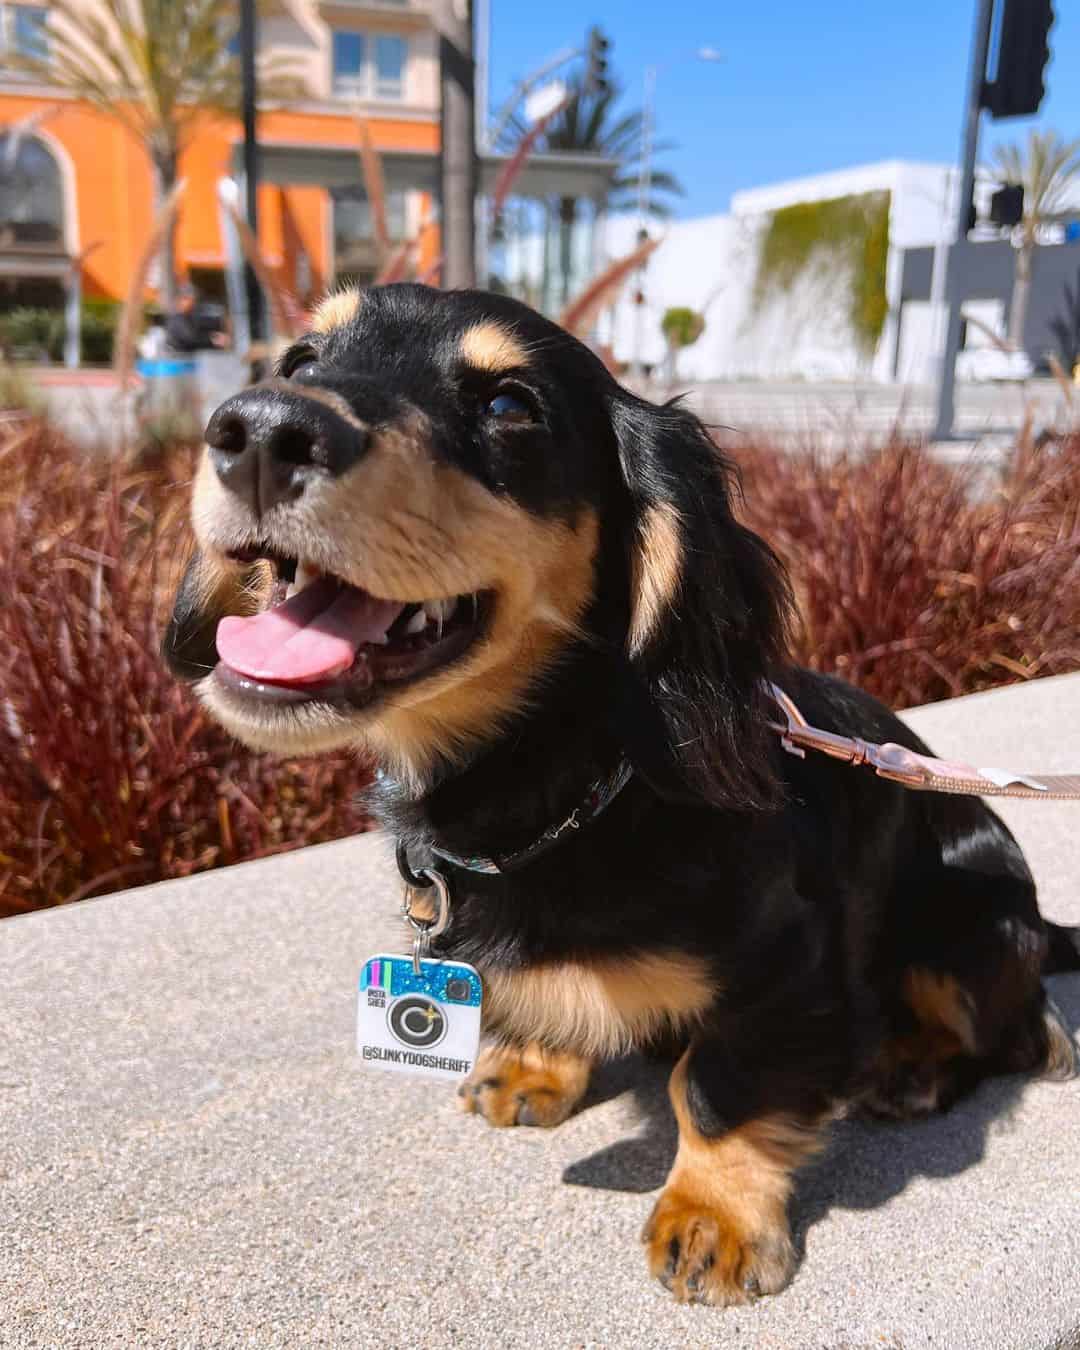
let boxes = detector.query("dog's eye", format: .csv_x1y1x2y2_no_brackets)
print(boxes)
280,346,319,380
485,391,533,423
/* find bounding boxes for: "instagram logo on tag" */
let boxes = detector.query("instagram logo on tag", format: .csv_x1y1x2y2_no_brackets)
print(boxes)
357,954,482,1083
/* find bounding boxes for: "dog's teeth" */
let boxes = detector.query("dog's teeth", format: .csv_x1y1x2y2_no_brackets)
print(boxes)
405,608,427,635
469,593,478,621
431,597,457,622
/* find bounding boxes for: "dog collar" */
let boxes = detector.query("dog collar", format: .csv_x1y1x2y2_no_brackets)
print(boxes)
396,757,634,879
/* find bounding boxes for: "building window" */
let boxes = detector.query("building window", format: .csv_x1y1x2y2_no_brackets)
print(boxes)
5,5,49,61
373,35,405,99
331,29,406,101
0,132,64,246
332,30,366,97
333,186,407,254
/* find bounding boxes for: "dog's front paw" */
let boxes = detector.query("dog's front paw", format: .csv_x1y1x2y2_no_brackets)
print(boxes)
642,1188,795,1306
457,1043,591,1127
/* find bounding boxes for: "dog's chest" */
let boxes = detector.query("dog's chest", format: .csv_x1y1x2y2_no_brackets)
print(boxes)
478,951,716,1058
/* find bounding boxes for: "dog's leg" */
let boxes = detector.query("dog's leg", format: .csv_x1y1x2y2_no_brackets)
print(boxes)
643,1045,826,1305
457,1042,592,1127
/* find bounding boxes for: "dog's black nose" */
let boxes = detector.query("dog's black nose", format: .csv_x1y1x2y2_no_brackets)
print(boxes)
204,385,369,516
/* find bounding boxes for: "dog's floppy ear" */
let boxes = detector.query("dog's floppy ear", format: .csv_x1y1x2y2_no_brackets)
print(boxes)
608,393,792,810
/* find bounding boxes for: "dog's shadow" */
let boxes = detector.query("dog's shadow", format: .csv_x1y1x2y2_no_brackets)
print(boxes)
563,978,1080,1263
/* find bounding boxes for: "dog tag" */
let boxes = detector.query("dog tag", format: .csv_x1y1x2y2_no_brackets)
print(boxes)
357,953,482,1082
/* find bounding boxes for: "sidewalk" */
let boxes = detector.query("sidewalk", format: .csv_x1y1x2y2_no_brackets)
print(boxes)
3,675,1079,1348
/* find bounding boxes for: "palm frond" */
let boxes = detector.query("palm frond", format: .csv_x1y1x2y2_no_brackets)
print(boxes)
355,118,390,262
375,238,416,285
559,236,660,337
491,93,573,217
226,203,300,339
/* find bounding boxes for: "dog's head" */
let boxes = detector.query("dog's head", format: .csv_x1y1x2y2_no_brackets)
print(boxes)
165,284,790,803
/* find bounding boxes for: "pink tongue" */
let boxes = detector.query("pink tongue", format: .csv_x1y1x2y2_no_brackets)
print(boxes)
216,576,404,685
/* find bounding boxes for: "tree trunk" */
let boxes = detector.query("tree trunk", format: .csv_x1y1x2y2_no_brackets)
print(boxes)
558,195,576,307
152,147,179,314
1008,238,1033,350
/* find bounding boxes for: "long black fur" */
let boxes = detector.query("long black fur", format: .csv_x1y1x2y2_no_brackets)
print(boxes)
168,284,1079,1269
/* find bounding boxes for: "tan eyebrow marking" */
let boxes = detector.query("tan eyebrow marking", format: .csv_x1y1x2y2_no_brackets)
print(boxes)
460,321,529,373
311,287,363,334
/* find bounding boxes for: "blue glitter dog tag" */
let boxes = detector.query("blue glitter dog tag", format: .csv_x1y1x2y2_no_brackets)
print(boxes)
357,953,482,1082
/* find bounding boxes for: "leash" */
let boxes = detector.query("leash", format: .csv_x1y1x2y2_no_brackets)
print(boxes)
766,683,1080,802
395,682,1080,902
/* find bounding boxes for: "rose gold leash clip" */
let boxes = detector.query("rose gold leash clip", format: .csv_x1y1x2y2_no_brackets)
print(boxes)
765,683,1080,802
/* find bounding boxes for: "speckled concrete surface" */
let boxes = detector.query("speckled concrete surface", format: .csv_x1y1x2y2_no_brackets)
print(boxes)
3,675,1080,1349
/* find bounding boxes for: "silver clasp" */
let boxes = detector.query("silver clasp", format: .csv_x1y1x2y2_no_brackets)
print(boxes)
401,866,452,975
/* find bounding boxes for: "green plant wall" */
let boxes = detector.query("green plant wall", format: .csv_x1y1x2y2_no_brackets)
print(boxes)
753,191,891,355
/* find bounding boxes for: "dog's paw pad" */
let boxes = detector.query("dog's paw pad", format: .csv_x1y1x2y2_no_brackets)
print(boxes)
457,1046,588,1128
642,1189,794,1306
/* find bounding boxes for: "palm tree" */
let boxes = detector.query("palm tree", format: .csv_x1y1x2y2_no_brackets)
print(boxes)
502,77,683,306
13,0,302,310
992,130,1080,348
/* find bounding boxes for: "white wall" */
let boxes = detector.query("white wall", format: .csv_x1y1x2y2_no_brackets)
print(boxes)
599,161,971,383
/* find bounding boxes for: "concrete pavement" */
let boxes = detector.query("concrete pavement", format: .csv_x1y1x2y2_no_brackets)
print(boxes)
3,674,1080,1348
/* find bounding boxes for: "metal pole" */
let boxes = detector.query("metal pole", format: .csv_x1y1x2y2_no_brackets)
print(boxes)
435,0,476,289
474,0,490,152
933,0,994,441
64,263,80,369
630,64,656,381
240,0,264,346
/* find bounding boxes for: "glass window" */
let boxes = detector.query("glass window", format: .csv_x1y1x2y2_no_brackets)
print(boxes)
374,35,405,99
0,133,64,245
332,30,366,95
12,6,49,60
333,187,407,250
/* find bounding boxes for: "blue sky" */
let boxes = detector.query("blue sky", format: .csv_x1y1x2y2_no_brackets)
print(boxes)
485,0,1080,219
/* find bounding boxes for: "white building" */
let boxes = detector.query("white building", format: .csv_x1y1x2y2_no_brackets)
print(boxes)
598,160,1080,384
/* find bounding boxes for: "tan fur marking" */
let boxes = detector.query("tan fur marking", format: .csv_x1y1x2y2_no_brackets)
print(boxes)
481,951,714,1059
1043,1005,1078,1081
191,547,270,619
281,380,368,435
862,967,981,1118
460,321,529,373
311,287,362,333
458,1043,592,1127
642,1050,824,1305
629,502,683,655
903,968,977,1053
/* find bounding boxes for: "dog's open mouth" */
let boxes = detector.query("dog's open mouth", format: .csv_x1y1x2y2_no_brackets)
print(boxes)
212,548,490,708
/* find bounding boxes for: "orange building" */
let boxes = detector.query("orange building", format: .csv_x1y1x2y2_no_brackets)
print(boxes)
0,0,441,316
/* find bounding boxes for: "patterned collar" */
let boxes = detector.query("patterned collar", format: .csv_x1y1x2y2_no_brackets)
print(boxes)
397,757,634,879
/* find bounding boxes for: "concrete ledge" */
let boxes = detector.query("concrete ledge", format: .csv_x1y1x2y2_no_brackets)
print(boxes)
3,675,1080,1348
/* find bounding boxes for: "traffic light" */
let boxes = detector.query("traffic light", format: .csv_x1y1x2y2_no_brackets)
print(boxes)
983,0,1054,120
989,183,1025,227
585,26,610,95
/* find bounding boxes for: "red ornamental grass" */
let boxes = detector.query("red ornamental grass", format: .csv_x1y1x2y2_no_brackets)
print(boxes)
0,427,372,917
1,424,1079,916
735,430,1080,708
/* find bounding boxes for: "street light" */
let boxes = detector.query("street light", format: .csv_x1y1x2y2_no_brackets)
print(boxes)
631,47,723,380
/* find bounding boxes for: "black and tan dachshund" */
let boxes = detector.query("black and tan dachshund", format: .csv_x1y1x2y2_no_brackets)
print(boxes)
164,284,1078,1306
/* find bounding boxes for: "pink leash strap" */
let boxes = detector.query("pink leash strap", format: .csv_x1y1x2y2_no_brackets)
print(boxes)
766,683,1080,802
